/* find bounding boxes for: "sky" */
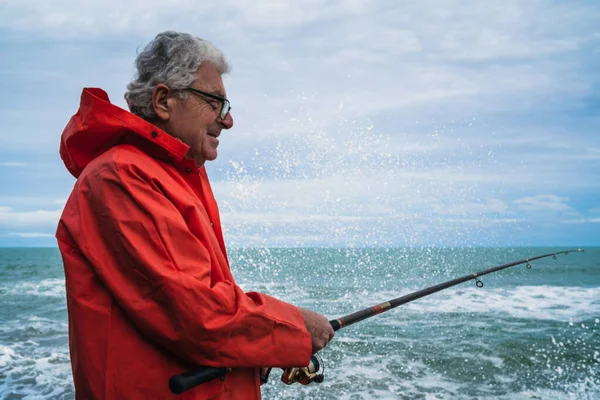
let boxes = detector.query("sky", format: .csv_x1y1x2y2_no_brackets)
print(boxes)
0,0,599,248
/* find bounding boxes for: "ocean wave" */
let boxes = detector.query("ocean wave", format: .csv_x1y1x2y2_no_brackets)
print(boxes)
0,278,65,298
0,342,73,399
0,316,67,337
333,285,600,322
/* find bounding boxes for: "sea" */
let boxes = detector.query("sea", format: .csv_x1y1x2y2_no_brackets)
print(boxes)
0,247,598,399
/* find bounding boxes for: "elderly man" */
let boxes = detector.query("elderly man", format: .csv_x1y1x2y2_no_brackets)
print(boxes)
56,31,334,399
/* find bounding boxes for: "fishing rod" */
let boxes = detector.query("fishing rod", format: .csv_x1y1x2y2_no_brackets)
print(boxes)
169,248,584,394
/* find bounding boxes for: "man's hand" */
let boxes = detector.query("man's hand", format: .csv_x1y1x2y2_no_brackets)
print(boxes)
299,308,335,354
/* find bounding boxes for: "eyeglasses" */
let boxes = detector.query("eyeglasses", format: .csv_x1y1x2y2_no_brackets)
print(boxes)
185,87,231,119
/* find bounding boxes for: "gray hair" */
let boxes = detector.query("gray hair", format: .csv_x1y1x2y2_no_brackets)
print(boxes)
125,31,230,120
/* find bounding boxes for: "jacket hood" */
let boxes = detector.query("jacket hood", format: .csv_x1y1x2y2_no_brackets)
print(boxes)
60,88,189,178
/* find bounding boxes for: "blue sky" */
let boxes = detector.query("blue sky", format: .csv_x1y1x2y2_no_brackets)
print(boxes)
0,0,599,247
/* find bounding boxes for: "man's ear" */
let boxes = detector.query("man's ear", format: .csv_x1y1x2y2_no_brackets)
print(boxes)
152,84,172,122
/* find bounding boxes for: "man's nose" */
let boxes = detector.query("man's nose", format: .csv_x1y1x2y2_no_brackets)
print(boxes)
220,112,234,129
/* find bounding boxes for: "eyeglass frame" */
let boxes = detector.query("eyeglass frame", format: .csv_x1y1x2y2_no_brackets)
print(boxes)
184,87,231,119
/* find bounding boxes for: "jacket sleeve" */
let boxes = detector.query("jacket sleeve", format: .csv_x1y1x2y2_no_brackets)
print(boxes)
73,157,312,369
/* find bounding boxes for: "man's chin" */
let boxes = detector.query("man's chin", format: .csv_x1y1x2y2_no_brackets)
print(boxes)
201,151,218,163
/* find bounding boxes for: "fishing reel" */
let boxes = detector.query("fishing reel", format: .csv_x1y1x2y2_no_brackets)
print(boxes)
281,354,324,385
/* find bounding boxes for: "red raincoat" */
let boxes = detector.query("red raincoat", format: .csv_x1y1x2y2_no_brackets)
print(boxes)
56,88,312,399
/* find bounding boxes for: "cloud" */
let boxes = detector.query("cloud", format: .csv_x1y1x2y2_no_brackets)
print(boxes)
432,198,508,216
0,206,62,229
10,232,55,238
0,0,363,39
513,195,571,212
561,218,600,224
212,172,525,246
0,0,599,246
0,197,66,208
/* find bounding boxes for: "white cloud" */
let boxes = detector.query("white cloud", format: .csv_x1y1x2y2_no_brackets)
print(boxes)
0,206,62,229
0,197,66,208
580,147,600,160
1,0,598,246
10,232,55,238
432,198,508,216
1,0,366,38
560,218,600,224
513,195,571,212
212,170,522,246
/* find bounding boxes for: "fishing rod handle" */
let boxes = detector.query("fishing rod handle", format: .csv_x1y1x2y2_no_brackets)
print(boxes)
330,319,342,331
169,366,229,394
